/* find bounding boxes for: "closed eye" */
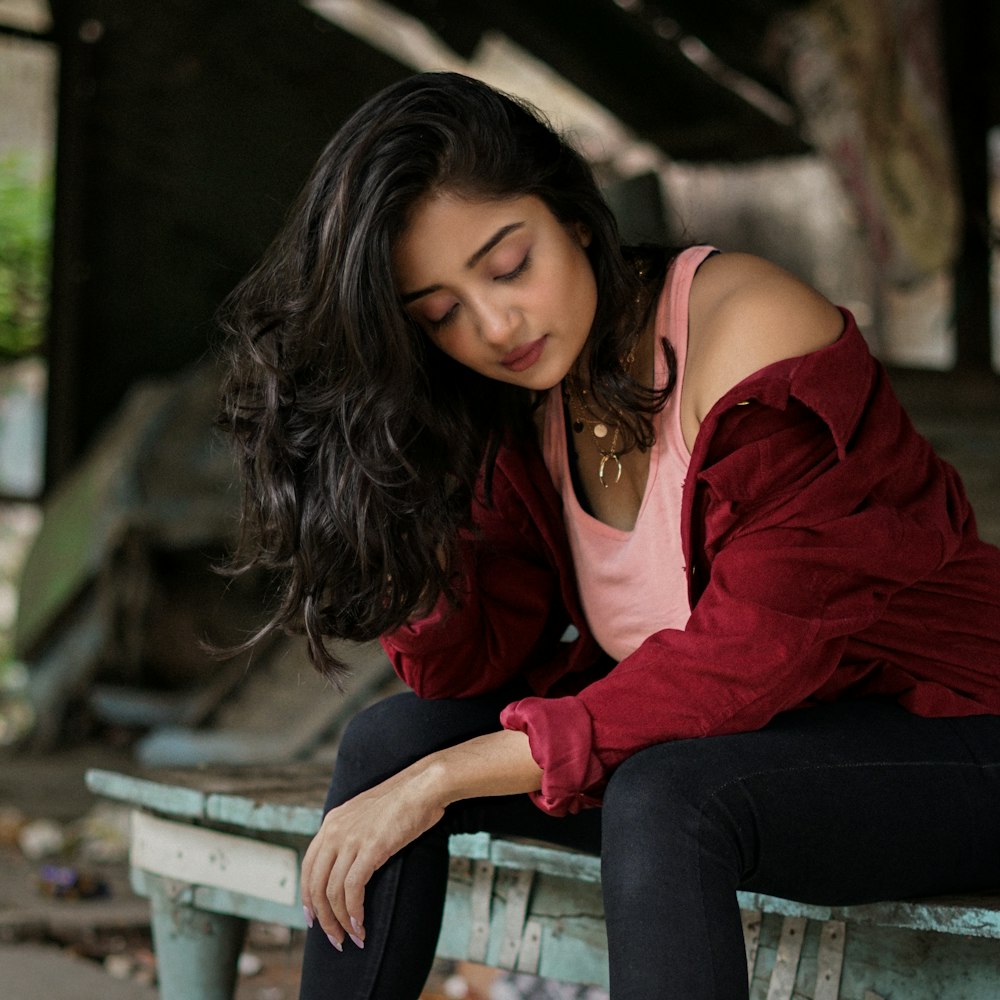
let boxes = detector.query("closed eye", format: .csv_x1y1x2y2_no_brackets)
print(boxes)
427,304,458,331
424,252,531,331
497,253,531,282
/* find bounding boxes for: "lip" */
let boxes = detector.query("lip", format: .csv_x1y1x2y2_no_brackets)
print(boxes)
501,337,546,372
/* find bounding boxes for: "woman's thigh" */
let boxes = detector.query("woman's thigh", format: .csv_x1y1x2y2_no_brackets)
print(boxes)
603,700,1000,905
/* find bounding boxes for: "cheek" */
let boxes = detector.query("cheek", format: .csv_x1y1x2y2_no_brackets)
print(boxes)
566,260,598,325
427,327,474,365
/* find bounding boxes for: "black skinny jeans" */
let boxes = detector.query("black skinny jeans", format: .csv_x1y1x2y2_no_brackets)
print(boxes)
298,688,1000,1000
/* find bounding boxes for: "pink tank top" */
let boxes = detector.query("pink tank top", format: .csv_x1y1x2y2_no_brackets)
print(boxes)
542,245,715,661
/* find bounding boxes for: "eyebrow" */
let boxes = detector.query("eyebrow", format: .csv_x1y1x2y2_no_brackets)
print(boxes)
400,221,525,304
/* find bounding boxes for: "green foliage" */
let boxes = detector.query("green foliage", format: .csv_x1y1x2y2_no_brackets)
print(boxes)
0,155,52,359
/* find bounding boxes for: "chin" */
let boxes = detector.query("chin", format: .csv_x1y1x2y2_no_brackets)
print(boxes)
513,366,565,393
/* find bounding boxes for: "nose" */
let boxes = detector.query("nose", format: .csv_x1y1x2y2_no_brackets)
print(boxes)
474,296,520,346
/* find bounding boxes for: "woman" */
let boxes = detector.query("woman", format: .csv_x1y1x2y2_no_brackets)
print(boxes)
219,72,1000,1000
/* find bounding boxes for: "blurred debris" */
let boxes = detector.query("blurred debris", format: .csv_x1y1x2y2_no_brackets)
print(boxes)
239,951,264,977
0,804,27,845
17,817,64,860
37,864,110,900
67,802,131,865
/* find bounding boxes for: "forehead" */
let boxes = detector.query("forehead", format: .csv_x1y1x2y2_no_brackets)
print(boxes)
394,193,544,270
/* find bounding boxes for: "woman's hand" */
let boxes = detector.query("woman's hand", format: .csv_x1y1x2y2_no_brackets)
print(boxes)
300,764,445,949
299,728,542,951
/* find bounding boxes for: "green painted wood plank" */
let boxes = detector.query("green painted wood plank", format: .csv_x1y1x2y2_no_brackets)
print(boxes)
738,891,1000,941
131,867,307,930
204,792,322,836
446,832,491,860
85,768,207,819
190,887,307,930
834,897,1000,940
489,839,601,884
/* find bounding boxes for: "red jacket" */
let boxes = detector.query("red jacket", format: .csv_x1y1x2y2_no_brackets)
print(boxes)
382,310,1000,815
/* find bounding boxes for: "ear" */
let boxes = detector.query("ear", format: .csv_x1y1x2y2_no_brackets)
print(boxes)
574,222,592,248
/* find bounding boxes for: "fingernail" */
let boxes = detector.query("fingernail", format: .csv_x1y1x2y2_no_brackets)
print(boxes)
349,933,365,950
326,933,343,952
303,905,314,929
350,916,363,935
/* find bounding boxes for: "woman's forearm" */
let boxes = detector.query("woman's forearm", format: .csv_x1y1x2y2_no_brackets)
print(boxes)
412,728,543,806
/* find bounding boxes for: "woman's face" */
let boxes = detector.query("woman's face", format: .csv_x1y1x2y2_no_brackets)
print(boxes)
393,192,598,391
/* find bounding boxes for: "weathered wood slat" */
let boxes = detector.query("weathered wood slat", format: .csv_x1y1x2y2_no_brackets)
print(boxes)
516,919,544,975
813,920,846,1000
766,915,808,1000
131,869,306,930
497,868,535,969
742,908,763,983
130,812,300,907
87,768,209,819
467,859,495,963
489,837,602,883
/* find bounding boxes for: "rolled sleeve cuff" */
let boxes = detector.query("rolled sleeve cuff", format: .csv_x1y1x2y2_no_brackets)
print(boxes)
500,696,606,816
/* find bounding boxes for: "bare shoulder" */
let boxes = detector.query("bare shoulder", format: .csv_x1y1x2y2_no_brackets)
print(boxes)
685,252,844,424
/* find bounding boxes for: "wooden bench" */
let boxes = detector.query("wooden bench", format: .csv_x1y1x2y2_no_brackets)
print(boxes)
85,765,1000,1000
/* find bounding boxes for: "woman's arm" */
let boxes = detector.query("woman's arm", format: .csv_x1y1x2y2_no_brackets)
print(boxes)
300,729,542,948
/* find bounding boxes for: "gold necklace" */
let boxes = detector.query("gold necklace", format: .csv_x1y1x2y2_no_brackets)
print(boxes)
564,261,651,489
562,343,637,489
564,387,623,487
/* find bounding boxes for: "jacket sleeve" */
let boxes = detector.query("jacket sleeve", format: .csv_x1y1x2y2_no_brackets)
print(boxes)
381,457,565,699
501,395,959,815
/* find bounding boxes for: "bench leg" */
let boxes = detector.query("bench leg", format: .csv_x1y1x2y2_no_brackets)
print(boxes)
147,876,248,1000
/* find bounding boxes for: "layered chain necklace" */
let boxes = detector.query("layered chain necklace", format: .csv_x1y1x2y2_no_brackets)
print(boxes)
563,262,651,489
562,342,638,489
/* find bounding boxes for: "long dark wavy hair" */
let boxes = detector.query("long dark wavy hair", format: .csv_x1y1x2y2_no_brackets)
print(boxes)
218,71,676,681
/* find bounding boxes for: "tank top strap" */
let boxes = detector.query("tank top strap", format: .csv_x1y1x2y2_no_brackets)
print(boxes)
654,245,719,459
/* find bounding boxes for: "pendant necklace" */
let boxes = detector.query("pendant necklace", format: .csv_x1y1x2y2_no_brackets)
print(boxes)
563,261,650,489
562,343,637,489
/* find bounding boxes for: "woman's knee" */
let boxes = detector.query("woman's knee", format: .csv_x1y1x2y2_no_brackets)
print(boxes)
601,740,755,876
605,741,719,824
333,692,436,793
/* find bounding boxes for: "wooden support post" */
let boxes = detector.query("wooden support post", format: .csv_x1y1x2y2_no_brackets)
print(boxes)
146,874,247,1000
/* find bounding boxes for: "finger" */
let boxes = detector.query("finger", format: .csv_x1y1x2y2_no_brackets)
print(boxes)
343,860,369,945
300,835,320,928
330,852,371,948
302,836,349,950
321,846,360,945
